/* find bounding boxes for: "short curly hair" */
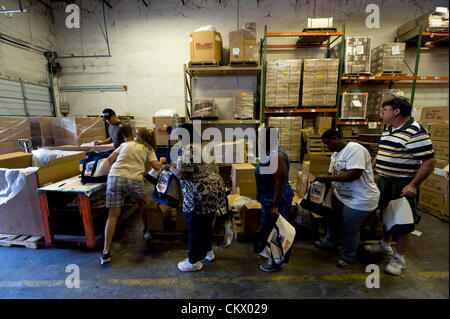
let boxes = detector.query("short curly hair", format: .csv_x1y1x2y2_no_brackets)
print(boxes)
382,97,412,117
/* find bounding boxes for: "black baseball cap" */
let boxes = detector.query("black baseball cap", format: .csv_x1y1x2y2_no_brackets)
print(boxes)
101,108,115,120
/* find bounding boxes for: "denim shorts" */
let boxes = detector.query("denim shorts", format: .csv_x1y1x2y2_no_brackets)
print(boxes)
106,176,144,207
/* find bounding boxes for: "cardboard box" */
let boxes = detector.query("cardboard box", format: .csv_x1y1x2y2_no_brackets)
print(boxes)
397,8,449,41
214,140,247,164
229,29,259,63
193,98,217,118
418,189,447,213
421,173,449,195
315,117,333,130
331,37,371,74
0,117,32,154
147,203,173,232
303,119,315,128
433,141,449,160
0,151,86,236
232,163,256,198
421,122,449,142
239,203,262,232
233,92,254,119
189,31,223,64
340,127,353,138
435,159,449,169
51,118,106,147
420,107,449,123
303,155,331,176
153,117,173,146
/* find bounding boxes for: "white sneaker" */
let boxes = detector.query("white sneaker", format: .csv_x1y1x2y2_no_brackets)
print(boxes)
143,231,152,241
385,256,406,276
177,258,203,272
364,241,393,256
205,250,215,262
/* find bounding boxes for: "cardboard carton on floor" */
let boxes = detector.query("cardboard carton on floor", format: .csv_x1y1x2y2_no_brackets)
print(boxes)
153,117,173,146
421,173,449,195
432,141,449,161
0,151,86,236
239,203,261,232
420,107,449,123
147,203,174,232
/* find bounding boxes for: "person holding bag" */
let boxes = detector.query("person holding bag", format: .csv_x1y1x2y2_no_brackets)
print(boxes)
254,126,295,273
164,122,226,272
314,129,380,269
101,128,166,265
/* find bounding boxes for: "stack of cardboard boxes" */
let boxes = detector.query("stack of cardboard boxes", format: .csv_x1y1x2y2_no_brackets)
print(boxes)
340,92,369,119
420,107,449,169
332,37,371,74
266,59,302,107
315,117,333,135
302,59,339,107
370,43,406,75
229,23,259,64
397,7,449,42
418,106,449,219
232,163,257,199
233,92,254,119
268,117,302,162
0,117,31,154
51,117,106,146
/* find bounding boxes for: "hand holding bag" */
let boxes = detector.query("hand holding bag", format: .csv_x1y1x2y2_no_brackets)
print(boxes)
299,181,333,217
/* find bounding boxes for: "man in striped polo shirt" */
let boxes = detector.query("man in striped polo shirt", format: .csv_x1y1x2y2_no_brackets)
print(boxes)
365,97,436,276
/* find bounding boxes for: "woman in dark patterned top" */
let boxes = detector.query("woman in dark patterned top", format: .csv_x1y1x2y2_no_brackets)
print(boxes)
164,122,226,272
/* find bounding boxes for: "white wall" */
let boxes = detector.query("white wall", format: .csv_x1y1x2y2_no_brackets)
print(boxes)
0,0,55,85
51,0,449,126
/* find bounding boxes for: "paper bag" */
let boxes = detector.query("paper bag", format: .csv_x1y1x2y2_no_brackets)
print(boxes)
383,197,414,231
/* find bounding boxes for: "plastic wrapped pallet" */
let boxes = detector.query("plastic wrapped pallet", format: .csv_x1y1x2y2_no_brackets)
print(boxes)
0,117,31,155
192,98,217,118
366,89,405,120
51,117,106,146
29,117,55,148
370,43,406,74
340,92,368,119
265,59,302,107
331,37,371,74
233,92,254,119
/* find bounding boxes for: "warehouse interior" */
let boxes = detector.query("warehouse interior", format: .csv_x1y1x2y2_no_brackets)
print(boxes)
0,0,449,302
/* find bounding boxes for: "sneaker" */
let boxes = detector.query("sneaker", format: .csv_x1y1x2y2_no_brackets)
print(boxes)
143,231,152,241
336,258,351,269
384,256,406,276
313,241,338,252
205,250,215,262
100,252,111,265
177,258,203,272
364,241,393,256
259,260,284,273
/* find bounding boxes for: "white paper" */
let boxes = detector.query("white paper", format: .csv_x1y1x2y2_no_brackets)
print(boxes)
356,45,364,54
411,230,422,237
368,122,378,129
392,46,400,55
352,100,362,107
383,197,414,231
232,48,240,55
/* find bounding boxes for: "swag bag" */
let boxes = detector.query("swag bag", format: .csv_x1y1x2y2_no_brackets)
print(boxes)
79,151,113,184
149,169,180,208
262,214,296,262
383,197,414,231
299,181,333,217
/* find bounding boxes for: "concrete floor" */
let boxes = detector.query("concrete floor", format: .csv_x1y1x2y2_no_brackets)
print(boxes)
0,205,448,299
0,163,448,299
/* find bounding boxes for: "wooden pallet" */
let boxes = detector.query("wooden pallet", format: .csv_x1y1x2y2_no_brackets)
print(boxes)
229,61,258,66
343,72,372,76
0,234,43,249
372,71,408,77
306,134,328,153
302,27,337,32
189,61,220,67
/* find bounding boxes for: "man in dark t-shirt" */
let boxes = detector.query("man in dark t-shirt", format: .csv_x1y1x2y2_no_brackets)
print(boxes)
94,108,128,149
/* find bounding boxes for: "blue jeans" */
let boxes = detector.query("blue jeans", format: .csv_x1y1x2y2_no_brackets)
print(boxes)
323,194,373,262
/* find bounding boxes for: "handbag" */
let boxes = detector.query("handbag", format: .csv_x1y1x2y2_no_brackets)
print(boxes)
299,181,333,217
79,151,113,184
